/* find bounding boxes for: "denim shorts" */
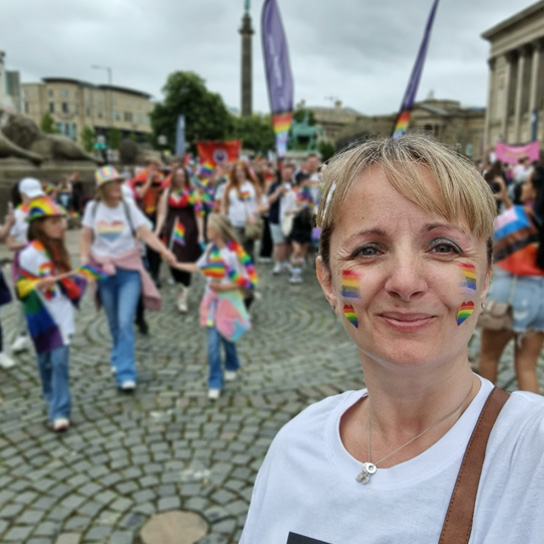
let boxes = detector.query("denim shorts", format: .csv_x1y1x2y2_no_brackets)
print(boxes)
487,267,544,333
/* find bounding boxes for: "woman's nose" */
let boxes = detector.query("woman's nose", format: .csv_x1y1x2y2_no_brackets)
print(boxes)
384,253,428,302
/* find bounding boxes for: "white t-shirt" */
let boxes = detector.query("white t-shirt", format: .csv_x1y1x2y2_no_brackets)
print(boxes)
82,199,148,258
308,172,321,208
19,243,75,344
9,206,29,244
240,376,544,544
227,181,258,228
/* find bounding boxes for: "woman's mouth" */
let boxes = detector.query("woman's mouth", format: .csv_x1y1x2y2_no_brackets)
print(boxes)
378,312,436,331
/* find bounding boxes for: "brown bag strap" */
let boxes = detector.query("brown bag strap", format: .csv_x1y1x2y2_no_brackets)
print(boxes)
439,387,510,544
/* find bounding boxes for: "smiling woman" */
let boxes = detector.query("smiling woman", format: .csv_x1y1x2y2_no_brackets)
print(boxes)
239,136,544,544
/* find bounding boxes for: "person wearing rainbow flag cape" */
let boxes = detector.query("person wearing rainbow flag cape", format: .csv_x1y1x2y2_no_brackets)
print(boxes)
16,197,84,432
171,213,256,400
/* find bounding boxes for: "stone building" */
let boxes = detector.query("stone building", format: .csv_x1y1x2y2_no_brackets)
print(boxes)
22,78,153,144
482,1,544,147
0,51,23,114
335,97,485,158
303,100,364,143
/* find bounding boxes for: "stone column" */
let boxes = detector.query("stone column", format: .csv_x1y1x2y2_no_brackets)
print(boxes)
239,12,254,117
514,47,529,143
484,57,495,148
501,53,513,142
529,41,542,140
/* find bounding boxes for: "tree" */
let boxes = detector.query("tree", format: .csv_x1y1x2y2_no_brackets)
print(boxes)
150,71,233,153
40,112,58,134
108,127,122,150
80,125,95,153
231,115,275,154
318,140,336,163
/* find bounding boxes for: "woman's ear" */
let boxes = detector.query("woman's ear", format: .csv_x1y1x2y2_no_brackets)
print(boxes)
316,256,337,312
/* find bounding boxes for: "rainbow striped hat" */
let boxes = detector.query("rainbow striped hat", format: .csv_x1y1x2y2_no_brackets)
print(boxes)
95,165,124,186
27,196,66,222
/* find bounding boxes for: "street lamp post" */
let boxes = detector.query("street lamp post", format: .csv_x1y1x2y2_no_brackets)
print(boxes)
91,64,113,152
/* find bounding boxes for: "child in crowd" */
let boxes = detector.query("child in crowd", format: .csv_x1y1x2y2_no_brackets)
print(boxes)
171,213,256,400
17,197,84,432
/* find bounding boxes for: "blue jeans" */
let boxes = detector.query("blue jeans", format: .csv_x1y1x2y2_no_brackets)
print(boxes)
98,268,141,384
207,327,240,389
37,345,71,422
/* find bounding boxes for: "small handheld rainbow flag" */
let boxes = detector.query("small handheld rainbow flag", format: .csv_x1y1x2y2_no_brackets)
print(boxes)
171,219,186,247
76,263,109,281
201,261,227,280
200,162,214,177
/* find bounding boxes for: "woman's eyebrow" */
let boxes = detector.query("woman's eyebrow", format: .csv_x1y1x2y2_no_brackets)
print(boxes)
346,227,388,242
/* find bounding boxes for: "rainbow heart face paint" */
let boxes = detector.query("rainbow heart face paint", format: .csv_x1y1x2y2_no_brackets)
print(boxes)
457,301,474,325
459,263,477,295
343,304,358,328
341,270,361,300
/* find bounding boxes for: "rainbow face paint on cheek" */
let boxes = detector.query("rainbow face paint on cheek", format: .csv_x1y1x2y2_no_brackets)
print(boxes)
456,301,474,325
343,304,358,328
341,270,361,300
459,263,477,294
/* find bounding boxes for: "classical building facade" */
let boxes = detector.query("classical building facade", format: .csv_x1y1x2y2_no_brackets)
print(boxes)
0,51,23,114
303,100,364,143
22,78,153,144
482,1,544,147
335,98,486,158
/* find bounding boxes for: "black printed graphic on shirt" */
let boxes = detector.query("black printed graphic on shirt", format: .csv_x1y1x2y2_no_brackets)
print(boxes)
286,532,333,544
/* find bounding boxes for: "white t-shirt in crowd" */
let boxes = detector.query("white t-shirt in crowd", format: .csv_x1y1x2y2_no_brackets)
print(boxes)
82,199,148,258
9,206,29,244
19,243,75,344
227,181,258,228
240,376,544,544
308,172,321,208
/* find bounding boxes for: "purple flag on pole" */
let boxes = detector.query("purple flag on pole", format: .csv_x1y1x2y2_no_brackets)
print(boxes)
262,0,294,114
392,0,440,139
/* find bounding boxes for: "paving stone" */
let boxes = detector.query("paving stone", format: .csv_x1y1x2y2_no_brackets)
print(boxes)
4,525,33,541
157,496,181,512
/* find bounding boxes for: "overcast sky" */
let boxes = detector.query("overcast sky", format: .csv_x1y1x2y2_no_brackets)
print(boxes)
1,0,535,116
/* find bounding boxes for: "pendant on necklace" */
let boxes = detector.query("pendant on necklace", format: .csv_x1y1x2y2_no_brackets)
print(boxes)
355,462,377,484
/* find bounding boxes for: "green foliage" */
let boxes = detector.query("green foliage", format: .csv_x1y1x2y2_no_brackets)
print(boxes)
40,112,58,134
293,108,316,126
108,127,122,150
318,140,336,162
150,71,233,153
129,132,138,143
80,125,95,153
231,115,275,154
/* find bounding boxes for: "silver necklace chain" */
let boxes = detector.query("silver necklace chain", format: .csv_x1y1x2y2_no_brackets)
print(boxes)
356,383,474,484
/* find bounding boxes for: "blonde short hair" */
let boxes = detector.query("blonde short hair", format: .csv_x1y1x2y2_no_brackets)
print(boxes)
317,135,496,267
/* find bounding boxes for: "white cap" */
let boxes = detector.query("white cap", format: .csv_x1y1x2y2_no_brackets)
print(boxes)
18,177,45,198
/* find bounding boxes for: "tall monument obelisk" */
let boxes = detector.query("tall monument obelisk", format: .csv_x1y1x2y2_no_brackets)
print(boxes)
239,0,254,117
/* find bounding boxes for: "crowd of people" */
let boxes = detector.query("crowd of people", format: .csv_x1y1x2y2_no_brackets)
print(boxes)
0,152,324,431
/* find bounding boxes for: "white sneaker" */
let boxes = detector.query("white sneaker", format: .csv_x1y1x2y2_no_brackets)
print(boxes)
208,388,220,400
258,257,272,264
289,275,303,285
51,418,69,432
120,380,136,392
0,352,15,369
272,262,282,275
225,370,238,382
177,288,188,313
11,335,30,354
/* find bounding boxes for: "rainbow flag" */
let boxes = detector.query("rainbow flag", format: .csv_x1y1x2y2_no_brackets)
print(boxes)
272,112,293,135
200,162,214,177
201,261,227,280
76,263,109,281
171,219,186,246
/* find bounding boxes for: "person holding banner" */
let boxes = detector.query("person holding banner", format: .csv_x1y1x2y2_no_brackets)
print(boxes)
155,165,204,313
80,166,175,392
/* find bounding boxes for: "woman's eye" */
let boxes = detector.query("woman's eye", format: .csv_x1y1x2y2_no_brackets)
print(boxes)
430,240,461,254
353,245,381,258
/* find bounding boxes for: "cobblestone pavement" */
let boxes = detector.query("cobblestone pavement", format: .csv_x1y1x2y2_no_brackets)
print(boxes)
0,231,542,543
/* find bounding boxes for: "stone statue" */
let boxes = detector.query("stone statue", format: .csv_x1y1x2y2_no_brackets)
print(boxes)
289,113,323,151
0,108,99,164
